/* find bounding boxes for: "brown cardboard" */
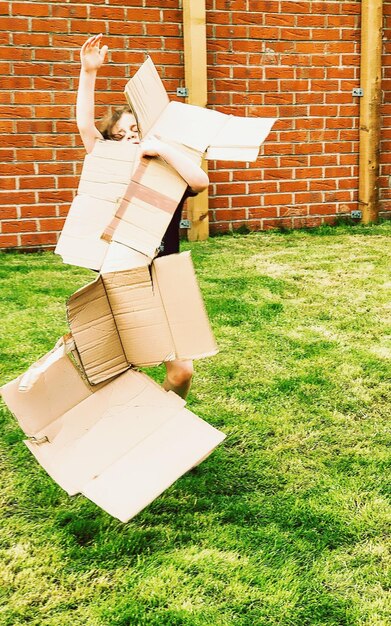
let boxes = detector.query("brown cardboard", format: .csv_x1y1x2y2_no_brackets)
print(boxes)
125,56,276,161
1,343,225,523
101,156,190,257
67,251,218,385
55,140,141,271
55,140,201,270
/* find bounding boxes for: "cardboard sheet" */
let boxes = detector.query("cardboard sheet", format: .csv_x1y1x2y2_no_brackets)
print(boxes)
55,140,200,269
1,345,225,523
123,55,170,138
55,140,140,271
125,56,276,161
101,157,189,258
67,251,218,385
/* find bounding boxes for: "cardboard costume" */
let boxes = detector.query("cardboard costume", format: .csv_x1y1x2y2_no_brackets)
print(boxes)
1,57,275,522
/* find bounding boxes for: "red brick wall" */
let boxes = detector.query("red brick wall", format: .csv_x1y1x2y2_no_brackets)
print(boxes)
0,0,390,249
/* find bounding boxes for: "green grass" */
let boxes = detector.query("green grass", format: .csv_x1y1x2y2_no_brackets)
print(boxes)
0,223,390,626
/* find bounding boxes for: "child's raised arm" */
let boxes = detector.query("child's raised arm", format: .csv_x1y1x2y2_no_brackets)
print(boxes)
76,34,108,154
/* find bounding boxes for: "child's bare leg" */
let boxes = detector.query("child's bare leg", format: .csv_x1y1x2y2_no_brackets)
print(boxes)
163,360,193,399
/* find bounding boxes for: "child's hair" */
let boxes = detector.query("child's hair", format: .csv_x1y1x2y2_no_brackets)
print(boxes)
99,105,134,140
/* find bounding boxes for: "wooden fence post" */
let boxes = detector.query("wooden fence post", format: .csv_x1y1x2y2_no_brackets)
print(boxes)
182,0,209,241
359,0,383,223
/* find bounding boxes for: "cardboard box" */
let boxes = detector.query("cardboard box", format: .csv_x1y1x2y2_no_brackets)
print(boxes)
0,339,225,523
125,56,276,161
67,251,218,385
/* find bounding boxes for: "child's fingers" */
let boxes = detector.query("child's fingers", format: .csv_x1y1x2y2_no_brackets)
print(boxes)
82,34,102,52
100,44,108,61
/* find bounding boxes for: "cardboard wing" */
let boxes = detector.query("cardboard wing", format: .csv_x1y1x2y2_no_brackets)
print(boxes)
67,251,218,385
124,56,276,161
1,344,225,523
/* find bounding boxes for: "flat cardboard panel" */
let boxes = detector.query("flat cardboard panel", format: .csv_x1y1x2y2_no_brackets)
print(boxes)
0,341,93,437
154,252,218,360
82,407,225,523
124,57,276,158
104,157,188,257
124,56,170,138
2,358,225,522
205,147,260,162
80,153,134,185
109,195,178,259
24,370,185,495
55,140,139,271
55,195,114,271
206,116,276,162
67,277,129,384
208,115,276,148
150,101,228,152
100,242,150,274
90,139,139,161
133,155,191,197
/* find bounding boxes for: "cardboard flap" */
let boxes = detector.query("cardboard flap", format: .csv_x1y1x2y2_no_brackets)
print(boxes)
67,277,129,384
25,371,185,496
154,252,218,360
124,56,170,138
82,407,226,522
206,116,276,162
100,241,151,274
150,101,228,152
205,147,261,162
91,138,140,161
55,195,114,271
55,140,139,271
0,341,93,437
102,266,174,366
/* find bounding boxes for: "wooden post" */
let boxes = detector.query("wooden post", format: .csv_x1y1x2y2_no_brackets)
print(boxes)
359,0,383,223
182,0,209,241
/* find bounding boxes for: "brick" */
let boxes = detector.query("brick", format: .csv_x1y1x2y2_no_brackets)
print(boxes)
2,220,37,233
232,194,262,207
0,191,36,205
37,163,73,175
13,33,50,46
20,232,57,246
0,17,29,30
214,209,247,221
0,234,18,248
20,205,57,218
19,177,56,190
38,218,65,231
248,207,278,219
38,190,73,203
16,149,53,161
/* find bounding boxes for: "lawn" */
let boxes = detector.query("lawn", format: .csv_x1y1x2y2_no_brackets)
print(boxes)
0,223,390,626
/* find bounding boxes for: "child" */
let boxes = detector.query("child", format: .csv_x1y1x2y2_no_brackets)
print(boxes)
76,34,209,399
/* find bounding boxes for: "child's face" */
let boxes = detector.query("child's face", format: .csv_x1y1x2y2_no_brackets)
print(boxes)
111,112,140,143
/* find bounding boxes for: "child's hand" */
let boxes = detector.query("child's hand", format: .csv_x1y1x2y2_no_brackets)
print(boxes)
80,34,108,73
139,136,165,158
